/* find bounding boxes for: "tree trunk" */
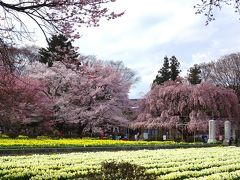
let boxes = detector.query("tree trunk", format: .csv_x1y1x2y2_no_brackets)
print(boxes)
77,122,87,138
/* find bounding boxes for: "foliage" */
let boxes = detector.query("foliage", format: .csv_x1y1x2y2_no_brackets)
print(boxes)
153,56,181,85
99,161,153,180
39,34,79,67
133,80,239,132
187,64,202,85
1,147,240,179
169,56,181,81
0,0,123,43
153,56,170,85
195,0,240,25
199,52,240,100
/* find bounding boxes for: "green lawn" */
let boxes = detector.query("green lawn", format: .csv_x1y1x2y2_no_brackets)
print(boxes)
0,147,240,179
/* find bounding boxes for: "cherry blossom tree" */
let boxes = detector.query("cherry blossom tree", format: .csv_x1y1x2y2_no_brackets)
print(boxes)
25,60,132,136
0,0,123,43
132,79,239,136
0,70,51,137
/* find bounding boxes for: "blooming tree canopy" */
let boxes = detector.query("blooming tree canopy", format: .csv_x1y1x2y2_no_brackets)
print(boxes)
0,69,51,134
132,79,239,132
25,60,132,135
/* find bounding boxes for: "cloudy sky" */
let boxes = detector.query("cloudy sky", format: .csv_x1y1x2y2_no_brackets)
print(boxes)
35,0,240,99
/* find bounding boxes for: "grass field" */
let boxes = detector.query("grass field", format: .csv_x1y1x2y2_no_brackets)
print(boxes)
1,147,240,179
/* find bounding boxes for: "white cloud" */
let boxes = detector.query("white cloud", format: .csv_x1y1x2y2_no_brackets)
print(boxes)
76,0,207,98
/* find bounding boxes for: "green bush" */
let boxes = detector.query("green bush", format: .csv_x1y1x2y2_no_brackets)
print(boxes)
99,161,155,180
83,161,156,179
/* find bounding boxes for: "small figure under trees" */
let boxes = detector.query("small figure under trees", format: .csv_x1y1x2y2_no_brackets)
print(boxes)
132,79,239,139
153,56,181,85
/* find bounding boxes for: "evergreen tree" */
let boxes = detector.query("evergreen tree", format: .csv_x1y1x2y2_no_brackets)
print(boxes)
187,64,202,85
153,56,170,85
39,34,79,67
169,56,181,81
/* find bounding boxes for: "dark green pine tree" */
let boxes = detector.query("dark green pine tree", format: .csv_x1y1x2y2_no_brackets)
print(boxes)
187,64,202,84
153,56,170,85
169,56,181,81
39,34,79,67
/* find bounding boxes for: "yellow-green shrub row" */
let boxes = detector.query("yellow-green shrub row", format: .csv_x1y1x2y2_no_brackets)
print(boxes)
0,138,177,148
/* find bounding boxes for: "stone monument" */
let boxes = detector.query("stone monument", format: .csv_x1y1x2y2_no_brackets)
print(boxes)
208,120,217,143
223,120,231,145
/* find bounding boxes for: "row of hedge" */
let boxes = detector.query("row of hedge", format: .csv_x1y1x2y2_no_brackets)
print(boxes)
0,143,220,155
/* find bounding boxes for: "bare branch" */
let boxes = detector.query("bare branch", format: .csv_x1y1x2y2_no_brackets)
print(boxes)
195,0,240,24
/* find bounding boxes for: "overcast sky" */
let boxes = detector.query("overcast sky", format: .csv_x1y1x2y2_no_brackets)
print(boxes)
35,0,240,99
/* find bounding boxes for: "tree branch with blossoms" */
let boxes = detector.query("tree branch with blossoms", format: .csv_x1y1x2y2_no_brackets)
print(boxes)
0,0,123,43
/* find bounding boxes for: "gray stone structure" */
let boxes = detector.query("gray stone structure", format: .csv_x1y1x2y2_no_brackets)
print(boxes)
223,121,231,145
208,120,217,143
232,124,236,141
